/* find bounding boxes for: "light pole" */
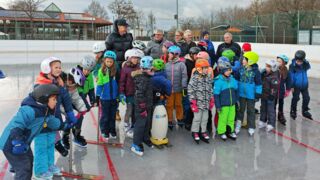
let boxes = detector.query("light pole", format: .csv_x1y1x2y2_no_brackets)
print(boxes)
176,0,179,30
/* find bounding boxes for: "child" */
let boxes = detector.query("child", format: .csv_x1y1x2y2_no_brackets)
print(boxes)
131,56,154,156
96,51,119,140
214,59,238,140
92,42,106,78
221,49,241,74
259,59,280,132
152,59,172,103
235,51,262,136
276,54,291,125
120,49,144,138
289,50,312,120
0,84,63,180
161,41,174,63
188,59,214,143
165,45,188,130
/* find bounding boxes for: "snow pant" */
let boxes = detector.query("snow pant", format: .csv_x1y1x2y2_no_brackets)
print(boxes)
33,132,55,176
183,96,194,128
260,99,276,127
124,96,135,128
291,88,310,112
3,142,33,180
133,107,153,145
191,110,209,133
275,98,284,112
237,97,256,129
218,105,236,135
166,92,183,122
100,99,117,135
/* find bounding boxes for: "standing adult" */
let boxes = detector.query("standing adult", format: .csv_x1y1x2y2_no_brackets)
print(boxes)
216,32,241,60
184,30,197,54
145,29,167,59
174,30,189,57
201,31,216,65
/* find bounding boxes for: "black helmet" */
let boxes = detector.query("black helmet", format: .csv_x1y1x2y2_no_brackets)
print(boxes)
32,84,60,104
295,50,306,60
189,47,201,55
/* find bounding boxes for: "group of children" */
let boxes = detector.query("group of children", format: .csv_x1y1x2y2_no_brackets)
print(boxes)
0,39,313,179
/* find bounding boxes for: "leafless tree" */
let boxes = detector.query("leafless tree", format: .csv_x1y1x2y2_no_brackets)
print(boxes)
84,0,109,20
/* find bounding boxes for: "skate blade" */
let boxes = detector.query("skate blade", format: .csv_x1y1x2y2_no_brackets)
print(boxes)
56,171,104,180
87,140,124,148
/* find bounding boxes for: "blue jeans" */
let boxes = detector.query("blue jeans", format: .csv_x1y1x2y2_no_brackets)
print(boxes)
100,99,117,135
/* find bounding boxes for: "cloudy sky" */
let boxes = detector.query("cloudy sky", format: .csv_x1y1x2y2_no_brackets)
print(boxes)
0,0,252,29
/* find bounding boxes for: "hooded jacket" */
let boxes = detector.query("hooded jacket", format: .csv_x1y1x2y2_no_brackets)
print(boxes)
261,70,280,100
165,58,188,93
289,59,310,90
213,74,238,109
236,64,262,100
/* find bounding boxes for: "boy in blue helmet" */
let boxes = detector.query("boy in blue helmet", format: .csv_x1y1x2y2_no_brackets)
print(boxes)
131,56,154,156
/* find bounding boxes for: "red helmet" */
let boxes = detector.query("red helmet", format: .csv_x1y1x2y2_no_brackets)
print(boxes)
197,40,208,47
242,42,252,52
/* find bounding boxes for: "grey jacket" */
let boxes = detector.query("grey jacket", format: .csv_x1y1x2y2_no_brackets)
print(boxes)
145,38,167,59
165,58,187,93
61,88,87,114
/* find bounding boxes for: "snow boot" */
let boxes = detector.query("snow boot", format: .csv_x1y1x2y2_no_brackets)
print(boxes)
278,112,286,125
302,111,313,120
55,140,68,157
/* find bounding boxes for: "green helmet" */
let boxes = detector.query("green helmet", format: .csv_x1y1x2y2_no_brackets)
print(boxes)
152,59,165,71
243,51,259,66
222,49,236,62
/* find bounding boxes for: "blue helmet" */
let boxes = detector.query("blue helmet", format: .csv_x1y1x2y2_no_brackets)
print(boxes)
168,45,181,55
104,50,117,60
140,56,153,69
277,54,289,64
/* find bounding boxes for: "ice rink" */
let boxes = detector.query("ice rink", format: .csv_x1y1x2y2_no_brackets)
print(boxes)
0,63,320,180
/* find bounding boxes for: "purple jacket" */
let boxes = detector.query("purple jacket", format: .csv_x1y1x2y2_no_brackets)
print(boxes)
119,62,139,96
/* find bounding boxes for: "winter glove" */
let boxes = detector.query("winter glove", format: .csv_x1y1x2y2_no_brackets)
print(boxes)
182,88,188,97
284,90,291,98
66,111,77,128
190,100,199,113
12,140,28,155
140,110,147,118
119,94,126,105
268,95,275,101
209,97,215,110
95,96,100,107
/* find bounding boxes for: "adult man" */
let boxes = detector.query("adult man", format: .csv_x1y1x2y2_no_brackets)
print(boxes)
184,29,197,54
216,32,241,60
145,29,167,59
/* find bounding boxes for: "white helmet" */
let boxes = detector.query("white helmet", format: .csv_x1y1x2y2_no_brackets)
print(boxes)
125,49,144,61
92,42,106,53
266,59,279,72
81,55,96,71
69,67,86,86
132,40,146,50
41,57,61,74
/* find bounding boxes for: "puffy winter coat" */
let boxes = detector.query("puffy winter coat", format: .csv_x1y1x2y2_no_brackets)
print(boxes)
188,71,213,110
152,70,172,99
145,38,167,59
213,74,238,109
174,40,189,57
119,62,139,96
165,58,188,93
61,88,87,114
261,70,280,100
96,68,118,100
289,59,310,90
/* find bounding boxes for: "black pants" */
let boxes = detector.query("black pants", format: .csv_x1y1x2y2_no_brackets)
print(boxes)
275,98,284,112
133,107,153,145
291,88,310,112
260,99,276,127
100,99,117,135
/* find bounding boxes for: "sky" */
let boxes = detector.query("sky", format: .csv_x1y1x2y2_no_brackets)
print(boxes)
0,0,252,30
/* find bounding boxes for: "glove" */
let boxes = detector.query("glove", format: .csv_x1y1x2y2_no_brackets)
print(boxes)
95,96,100,107
182,88,188,97
268,95,275,101
12,140,28,155
209,97,215,110
140,110,147,118
190,100,199,113
255,93,261,100
119,94,126,105
284,90,291,98
76,111,86,119
66,112,77,128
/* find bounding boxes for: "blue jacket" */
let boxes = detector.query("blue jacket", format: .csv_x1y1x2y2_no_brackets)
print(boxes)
231,59,241,74
96,68,118,100
235,64,262,100
0,95,61,151
152,71,172,97
213,74,238,109
202,39,216,66
289,59,310,90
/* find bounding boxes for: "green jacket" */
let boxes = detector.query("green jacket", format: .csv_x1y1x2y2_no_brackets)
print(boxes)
78,73,95,94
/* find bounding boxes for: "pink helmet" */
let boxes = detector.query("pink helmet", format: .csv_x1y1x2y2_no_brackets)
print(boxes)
197,51,209,60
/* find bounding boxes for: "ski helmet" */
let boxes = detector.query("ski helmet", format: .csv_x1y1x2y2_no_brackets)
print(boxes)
222,49,236,62
125,49,144,61
41,57,61,74
197,40,208,47
92,42,106,53
277,54,289,64
218,57,231,71
168,45,181,55
242,42,251,52
32,84,60,104
189,47,201,55
104,50,117,60
152,59,165,71
195,59,210,68
132,40,146,50
163,41,174,49
243,51,259,66
69,67,86,86
140,56,153,69
197,51,209,60
266,59,279,72
295,50,306,60
81,55,96,71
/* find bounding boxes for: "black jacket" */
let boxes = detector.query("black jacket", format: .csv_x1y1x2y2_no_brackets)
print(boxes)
105,19,133,63
261,70,280,100
216,41,241,60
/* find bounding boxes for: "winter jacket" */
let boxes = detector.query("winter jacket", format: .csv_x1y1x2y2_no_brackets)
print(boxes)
96,68,118,100
230,58,241,74
105,19,133,64
185,57,196,83
165,58,188,93
145,38,167,59
174,40,189,57
278,66,291,99
202,39,216,65
77,67,95,107
152,71,172,100
213,74,238,109
186,41,197,53
0,95,61,151
289,59,310,90
61,88,87,114
261,70,280,100
119,62,139,96
235,64,262,100
132,69,154,113
216,41,242,60
188,71,213,110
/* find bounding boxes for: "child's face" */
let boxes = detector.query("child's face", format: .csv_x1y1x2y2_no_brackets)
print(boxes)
224,69,232,77
50,61,62,77
266,65,271,73
131,57,140,65
48,95,57,110
296,60,303,65
277,58,285,66
168,53,174,61
242,59,248,66
197,67,208,75
162,46,168,54
104,58,114,67
191,54,198,61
